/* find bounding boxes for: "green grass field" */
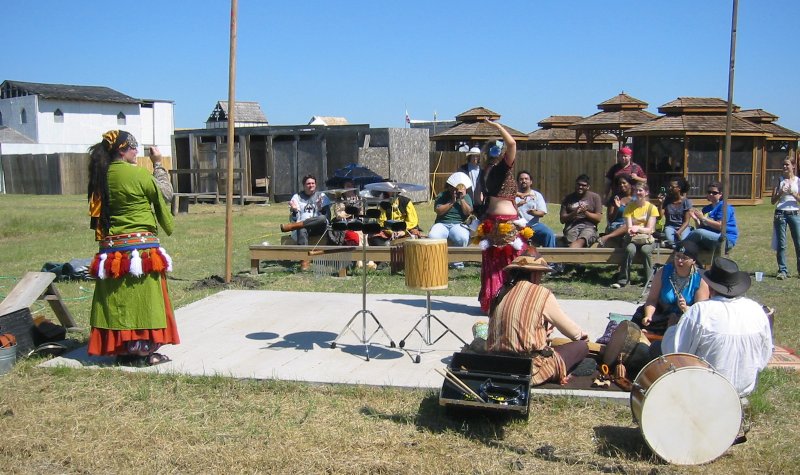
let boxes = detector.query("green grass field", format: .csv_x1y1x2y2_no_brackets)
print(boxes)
0,194,798,473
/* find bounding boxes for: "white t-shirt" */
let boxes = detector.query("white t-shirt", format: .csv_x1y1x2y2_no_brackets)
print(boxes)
515,190,547,225
776,176,799,211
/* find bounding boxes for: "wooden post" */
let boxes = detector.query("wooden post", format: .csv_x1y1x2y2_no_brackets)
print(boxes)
720,0,738,255
224,0,238,283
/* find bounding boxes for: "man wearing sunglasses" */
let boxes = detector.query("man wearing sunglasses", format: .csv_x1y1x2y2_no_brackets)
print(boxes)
686,181,738,253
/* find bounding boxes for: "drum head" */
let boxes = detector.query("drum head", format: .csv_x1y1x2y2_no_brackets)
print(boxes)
638,367,741,465
602,321,641,366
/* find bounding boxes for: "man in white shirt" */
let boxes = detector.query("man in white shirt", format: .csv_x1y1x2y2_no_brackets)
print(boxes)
515,171,556,248
661,257,773,397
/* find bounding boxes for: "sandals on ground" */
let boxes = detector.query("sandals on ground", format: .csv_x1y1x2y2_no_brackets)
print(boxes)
146,353,171,366
116,353,171,367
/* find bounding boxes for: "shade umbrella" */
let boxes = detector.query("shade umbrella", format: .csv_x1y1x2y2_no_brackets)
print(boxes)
325,163,384,189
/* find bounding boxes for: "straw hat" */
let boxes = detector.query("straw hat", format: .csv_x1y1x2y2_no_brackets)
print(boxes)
503,255,552,273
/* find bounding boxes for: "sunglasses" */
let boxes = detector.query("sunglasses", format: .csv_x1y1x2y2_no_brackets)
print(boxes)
707,190,721,195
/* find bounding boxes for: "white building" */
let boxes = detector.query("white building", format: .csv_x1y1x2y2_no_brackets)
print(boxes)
0,80,174,156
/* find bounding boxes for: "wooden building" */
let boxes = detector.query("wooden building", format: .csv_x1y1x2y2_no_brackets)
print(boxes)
429,107,527,152
625,97,799,203
206,101,268,129
525,115,616,150
171,124,430,203
735,109,800,190
570,93,658,146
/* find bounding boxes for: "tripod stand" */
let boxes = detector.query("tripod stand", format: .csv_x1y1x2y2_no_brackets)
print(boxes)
398,239,467,363
330,199,395,361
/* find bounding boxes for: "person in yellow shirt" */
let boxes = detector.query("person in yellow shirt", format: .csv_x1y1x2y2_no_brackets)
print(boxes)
367,190,421,246
611,182,661,289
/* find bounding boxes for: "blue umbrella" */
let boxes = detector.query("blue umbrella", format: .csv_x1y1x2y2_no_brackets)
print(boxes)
325,164,384,189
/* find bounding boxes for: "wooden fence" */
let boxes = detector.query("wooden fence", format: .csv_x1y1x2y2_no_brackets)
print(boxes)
1,153,172,195
430,149,616,203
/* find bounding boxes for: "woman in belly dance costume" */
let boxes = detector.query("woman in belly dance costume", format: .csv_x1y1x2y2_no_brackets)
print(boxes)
87,130,179,366
476,120,532,313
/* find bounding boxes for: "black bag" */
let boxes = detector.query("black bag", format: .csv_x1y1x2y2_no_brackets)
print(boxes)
0,308,35,355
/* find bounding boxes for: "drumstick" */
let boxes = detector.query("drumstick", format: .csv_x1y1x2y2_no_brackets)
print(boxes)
437,368,486,403
307,246,357,256
436,368,483,402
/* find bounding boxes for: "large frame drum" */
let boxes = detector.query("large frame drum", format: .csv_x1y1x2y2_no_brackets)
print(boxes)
630,353,742,465
404,239,448,291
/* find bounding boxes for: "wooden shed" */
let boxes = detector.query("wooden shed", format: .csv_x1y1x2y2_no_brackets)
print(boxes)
429,107,527,152
735,109,800,191
171,124,430,203
570,93,658,146
525,115,616,150
624,97,797,203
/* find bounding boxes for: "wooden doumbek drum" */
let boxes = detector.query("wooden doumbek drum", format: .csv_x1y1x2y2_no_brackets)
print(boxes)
404,239,448,291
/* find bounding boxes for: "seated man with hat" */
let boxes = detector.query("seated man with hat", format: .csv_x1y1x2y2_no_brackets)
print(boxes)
485,254,590,385
660,257,773,397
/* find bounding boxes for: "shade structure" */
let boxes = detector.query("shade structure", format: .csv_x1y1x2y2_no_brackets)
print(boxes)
325,163,384,189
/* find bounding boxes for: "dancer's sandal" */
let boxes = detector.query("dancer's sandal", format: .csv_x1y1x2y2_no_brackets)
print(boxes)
146,353,171,366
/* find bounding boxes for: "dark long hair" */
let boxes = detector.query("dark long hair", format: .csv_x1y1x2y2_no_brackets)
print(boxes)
87,143,112,234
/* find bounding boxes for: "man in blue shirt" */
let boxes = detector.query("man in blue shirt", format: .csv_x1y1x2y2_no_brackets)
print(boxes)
686,181,738,253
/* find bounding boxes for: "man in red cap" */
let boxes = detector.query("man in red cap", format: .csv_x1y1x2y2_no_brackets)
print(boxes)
604,146,647,201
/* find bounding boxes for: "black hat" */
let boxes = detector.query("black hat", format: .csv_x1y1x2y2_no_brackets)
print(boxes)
674,240,700,264
702,257,751,298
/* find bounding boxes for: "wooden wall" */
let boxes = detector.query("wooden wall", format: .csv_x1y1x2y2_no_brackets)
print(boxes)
430,149,616,203
1,153,171,195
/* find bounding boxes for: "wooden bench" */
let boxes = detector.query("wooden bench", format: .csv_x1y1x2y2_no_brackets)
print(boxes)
249,244,674,275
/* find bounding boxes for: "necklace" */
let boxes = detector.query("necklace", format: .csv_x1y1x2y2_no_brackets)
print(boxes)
670,265,694,296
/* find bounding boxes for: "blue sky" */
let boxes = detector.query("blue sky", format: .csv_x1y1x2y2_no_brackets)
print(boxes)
4,1,799,133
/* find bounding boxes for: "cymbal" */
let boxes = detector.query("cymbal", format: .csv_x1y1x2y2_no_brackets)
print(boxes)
322,187,357,196
364,182,425,193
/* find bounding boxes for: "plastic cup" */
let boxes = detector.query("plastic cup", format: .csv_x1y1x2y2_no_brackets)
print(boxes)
755,272,764,282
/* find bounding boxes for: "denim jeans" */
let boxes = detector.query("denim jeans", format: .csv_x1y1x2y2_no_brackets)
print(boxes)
774,210,800,274
528,222,557,247
428,222,471,247
665,225,691,244
685,228,734,253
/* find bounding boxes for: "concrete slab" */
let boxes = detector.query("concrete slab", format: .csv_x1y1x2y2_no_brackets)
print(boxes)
42,290,637,400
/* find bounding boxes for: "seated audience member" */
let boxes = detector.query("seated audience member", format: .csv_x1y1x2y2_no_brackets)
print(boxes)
604,146,647,201
598,174,634,248
429,176,473,269
367,186,422,247
611,182,660,289
486,255,590,385
658,176,694,246
631,241,709,334
515,171,557,248
458,146,483,204
559,174,603,248
658,257,773,397
328,180,373,269
281,174,331,270
686,181,738,253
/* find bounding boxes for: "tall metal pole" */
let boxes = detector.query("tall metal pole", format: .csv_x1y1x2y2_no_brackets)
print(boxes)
720,0,738,255
224,0,238,283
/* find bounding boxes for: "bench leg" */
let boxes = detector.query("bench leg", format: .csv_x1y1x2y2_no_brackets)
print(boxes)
251,258,261,275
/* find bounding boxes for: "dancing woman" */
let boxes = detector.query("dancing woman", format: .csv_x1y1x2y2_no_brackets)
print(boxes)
87,130,179,366
476,120,529,313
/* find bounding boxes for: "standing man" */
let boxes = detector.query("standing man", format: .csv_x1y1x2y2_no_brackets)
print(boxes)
515,170,556,248
660,257,773,397
604,146,647,201
459,146,483,204
429,175,473,269
281,174,331,270
559,174,603,248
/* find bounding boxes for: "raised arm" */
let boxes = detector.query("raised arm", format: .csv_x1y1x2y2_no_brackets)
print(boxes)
485,120,516,166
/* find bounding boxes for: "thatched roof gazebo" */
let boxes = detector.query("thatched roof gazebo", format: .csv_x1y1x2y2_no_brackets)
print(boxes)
526,115,616,150
570,93,658,146
429,107,527,152
625,97,781,203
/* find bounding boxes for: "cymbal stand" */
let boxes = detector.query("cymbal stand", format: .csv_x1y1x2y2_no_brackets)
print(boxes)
399,291,468,364
330,199,396,361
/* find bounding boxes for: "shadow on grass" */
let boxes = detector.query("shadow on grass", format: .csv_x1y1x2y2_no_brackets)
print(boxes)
592,425,659,462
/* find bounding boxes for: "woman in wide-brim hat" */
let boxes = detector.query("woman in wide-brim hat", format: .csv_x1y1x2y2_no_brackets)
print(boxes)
485,255,589,385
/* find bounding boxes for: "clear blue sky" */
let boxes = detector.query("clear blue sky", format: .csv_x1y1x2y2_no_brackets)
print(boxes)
4,1,799,133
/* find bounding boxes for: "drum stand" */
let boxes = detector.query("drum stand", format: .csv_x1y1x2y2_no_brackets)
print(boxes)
330,200,395,361
399,291,468,364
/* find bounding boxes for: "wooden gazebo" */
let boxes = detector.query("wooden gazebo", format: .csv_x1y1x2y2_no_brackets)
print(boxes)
624,97,788,204
736,109,800,192
526,115,616,150
570,93,658,146
429,106,527,152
